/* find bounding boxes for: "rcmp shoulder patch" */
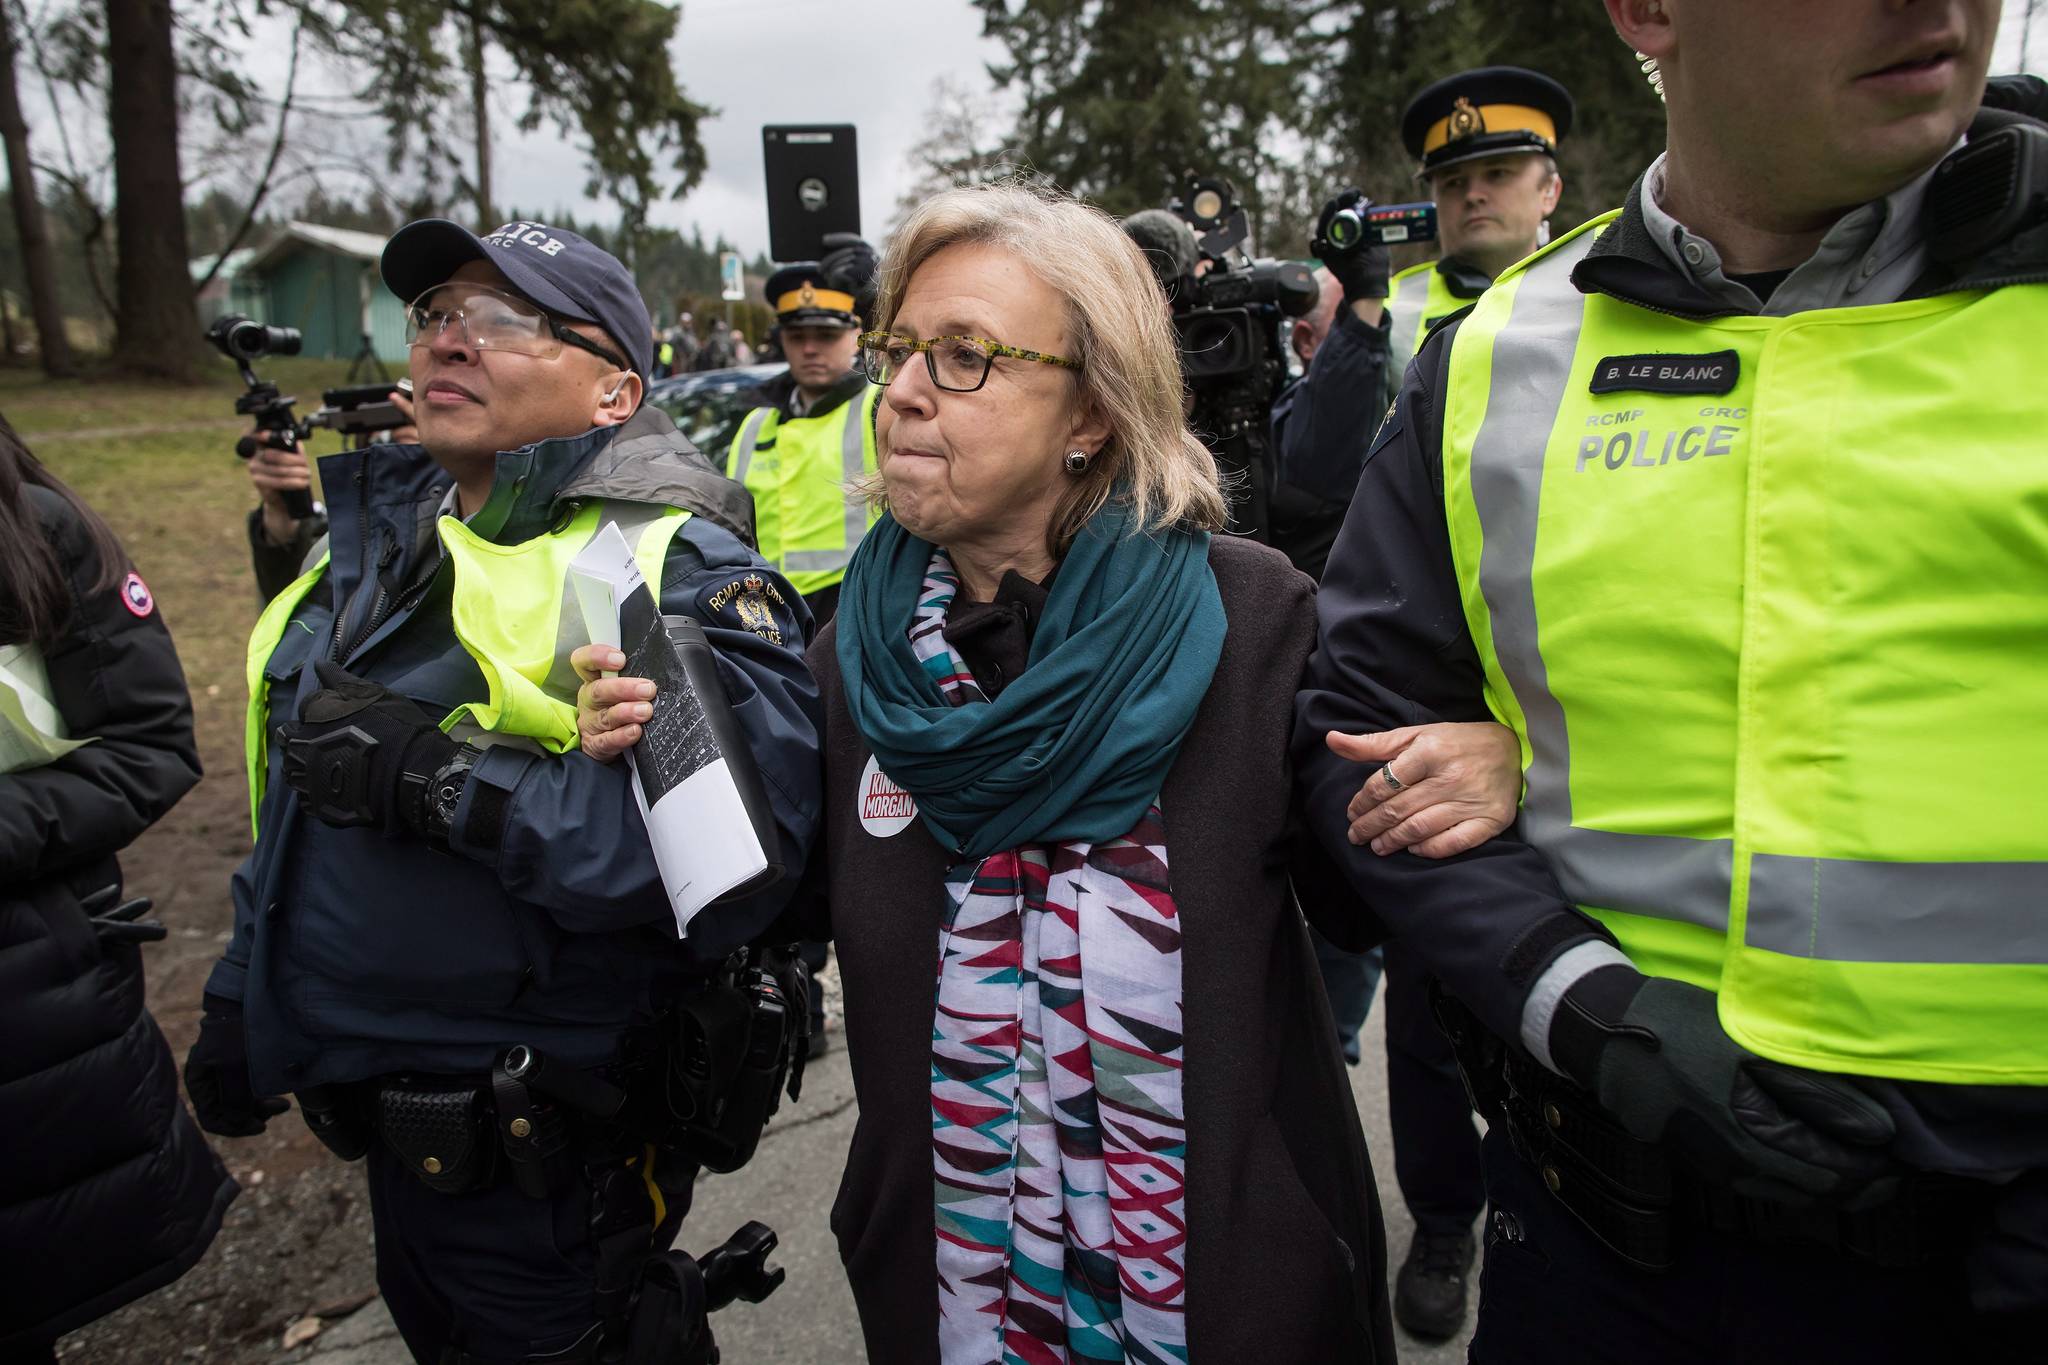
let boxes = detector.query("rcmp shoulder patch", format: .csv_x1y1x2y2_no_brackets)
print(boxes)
703,570,791,646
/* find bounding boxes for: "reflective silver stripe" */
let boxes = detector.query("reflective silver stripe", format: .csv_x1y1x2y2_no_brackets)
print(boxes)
785,548,852,572
1747,855,2048,964
540,501,674,700
1465,232,1732,932
731,407,773,484
1388,270,1430,363
1520,939,1634,1074
837,388,871,554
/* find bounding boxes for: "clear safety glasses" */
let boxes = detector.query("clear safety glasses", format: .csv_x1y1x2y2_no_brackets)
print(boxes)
405,284,628,372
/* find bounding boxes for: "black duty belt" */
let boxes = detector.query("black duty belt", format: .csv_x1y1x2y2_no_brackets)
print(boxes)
1430,983,1992,1274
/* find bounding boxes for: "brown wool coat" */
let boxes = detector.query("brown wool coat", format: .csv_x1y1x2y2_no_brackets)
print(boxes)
807,535,1395,1363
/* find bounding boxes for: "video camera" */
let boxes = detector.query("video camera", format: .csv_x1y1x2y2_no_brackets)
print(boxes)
206,314,412,519
1124,176,1316,538
1322,197,1439,250
1164,176,1318,384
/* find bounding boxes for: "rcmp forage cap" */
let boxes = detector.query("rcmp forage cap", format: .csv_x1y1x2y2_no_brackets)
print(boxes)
1401,66,1574,178
765,262,859,329
381,218,655,379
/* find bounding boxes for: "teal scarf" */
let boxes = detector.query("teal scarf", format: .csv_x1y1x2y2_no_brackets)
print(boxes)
836,504,1225,858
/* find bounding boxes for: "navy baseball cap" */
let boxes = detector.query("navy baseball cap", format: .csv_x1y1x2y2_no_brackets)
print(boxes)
381,218,653,379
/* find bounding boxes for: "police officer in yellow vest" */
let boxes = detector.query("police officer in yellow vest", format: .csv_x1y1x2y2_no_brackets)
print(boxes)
1299,1,2048,1359
182,219,822,1363
1279,67,1571,508
729,243,883,627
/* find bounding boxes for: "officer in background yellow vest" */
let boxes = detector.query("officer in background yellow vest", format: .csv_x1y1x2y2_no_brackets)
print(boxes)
1290,63,1576,1345
1298,5,2048,1358
729,257,882,626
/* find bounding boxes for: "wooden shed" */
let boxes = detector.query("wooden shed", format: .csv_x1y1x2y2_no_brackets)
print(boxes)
243,222,408,363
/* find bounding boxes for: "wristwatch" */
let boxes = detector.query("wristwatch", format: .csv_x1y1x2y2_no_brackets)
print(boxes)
419,742,484,844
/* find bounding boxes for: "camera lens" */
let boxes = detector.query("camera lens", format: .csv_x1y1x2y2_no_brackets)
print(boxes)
1327,209,1363,249
214,316,304,362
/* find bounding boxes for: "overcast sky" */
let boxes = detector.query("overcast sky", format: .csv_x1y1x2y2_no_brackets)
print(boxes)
14,2,2048,260
460,0,1003,255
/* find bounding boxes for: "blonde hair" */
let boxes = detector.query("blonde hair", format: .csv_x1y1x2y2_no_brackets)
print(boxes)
865,180,1227,556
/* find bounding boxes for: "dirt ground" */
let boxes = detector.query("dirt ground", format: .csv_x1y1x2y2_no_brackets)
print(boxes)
15,362,397,1362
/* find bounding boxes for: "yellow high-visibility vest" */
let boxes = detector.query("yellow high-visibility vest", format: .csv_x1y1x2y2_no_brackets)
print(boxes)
1386,260,1478,367
728,385,881,598
1441,210,2048,1085
243,501,688,833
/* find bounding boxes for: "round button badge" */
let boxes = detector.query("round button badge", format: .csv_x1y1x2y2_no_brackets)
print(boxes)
856,754,916,838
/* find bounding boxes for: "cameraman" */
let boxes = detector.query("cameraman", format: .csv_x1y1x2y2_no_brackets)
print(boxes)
186,218,821,1364
244,388,417,601
1293,65,1575,1346
1266,266,1351,578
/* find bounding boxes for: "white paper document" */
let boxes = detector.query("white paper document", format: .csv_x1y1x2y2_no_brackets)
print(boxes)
569,524,772,936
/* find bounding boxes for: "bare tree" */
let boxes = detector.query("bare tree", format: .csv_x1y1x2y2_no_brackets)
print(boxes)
0,0,74,374
464,8,491,224
105,0,200,379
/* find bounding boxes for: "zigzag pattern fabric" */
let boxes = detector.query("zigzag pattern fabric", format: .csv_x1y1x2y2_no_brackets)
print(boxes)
911,551,1190,1364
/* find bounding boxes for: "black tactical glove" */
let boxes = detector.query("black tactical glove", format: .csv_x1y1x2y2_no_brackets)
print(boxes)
820,231,880,324
1310,187,1393,304
1554,971,1897,1203
184,994,290,1137
278,659,458,836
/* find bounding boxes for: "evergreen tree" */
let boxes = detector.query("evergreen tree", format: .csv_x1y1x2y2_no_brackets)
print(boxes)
1309,1,1665,235
976,0,1317,237
298,0,714,230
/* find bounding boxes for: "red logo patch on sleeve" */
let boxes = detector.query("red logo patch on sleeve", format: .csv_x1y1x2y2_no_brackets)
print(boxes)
120,572,154,618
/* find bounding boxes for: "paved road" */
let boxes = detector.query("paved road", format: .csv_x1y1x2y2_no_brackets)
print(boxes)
289,989,1476,1364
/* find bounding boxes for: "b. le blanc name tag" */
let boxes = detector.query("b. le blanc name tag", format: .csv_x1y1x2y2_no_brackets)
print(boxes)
1588,350,1739,396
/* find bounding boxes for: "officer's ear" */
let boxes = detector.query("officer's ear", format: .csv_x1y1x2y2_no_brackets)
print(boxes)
592,370,643,427
1605,0,1674,65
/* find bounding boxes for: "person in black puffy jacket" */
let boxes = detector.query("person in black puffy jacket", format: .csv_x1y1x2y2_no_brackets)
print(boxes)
0,413,236,1360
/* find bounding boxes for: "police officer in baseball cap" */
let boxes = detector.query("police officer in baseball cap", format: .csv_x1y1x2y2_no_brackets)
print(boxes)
186,217,821,1362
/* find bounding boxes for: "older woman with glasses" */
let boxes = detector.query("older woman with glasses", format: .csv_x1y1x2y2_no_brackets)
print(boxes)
572,183,1524,1362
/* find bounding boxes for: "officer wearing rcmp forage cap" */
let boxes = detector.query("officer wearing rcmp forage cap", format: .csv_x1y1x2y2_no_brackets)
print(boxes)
1391,64,1575,366
1278,66,1575,524
727,244,884,628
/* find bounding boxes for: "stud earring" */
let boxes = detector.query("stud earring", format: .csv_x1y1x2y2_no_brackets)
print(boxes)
1064,450,1092,474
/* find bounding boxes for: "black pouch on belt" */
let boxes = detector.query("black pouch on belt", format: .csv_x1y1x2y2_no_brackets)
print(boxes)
376,1077,500,1195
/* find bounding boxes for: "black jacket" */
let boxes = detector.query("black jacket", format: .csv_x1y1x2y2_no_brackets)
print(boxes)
0,487,234,1350
808,537,1395,1363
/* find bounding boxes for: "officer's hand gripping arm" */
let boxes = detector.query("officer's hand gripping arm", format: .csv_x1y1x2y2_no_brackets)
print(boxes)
1292,322,1604,1047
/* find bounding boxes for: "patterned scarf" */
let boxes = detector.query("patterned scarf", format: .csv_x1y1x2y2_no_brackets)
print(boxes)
915,552,1189,1365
